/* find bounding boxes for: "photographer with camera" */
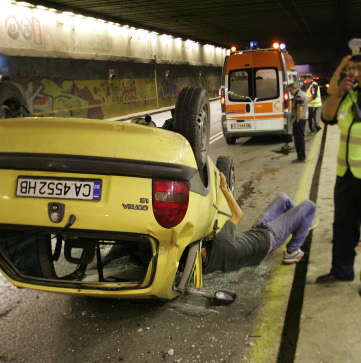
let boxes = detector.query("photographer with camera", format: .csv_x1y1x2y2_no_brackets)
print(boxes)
316,39,361,284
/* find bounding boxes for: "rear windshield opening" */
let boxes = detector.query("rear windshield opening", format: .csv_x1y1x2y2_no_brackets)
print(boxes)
228,67,279,101
0,231,155,284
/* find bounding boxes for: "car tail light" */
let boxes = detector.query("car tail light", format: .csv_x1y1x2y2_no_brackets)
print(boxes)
152,180,189,228
284,92,289,101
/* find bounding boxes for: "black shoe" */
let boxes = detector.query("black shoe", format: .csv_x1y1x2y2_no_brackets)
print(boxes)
315,126,322,133
316,273,354,284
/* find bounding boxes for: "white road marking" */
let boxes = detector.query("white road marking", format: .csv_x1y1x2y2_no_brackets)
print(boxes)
210,132,224,144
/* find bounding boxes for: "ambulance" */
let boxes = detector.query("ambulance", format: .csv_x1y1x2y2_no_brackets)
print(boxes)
220,43,299,144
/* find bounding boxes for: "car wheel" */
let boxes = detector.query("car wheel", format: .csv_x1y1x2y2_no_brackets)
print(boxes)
0,83,31,118
216,156,235,195
225,136,236,145
173,87,210,170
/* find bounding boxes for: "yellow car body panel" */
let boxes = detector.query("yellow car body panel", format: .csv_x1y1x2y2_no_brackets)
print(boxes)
0,117,198,168
0,117,231,300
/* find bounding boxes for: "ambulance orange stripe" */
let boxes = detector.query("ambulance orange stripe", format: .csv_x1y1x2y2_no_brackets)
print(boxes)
255,114,283,119
227,114,284,120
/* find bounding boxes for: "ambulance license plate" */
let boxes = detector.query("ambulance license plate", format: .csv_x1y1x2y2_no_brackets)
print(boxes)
231,122,251,129
16,176,102,201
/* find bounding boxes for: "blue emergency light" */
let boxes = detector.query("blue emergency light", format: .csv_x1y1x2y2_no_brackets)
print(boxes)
250,41,259,49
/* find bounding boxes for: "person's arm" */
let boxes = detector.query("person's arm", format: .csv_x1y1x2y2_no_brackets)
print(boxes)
308,84,317,101
219,172,243,226
322,76,354,121
201,173,243,263
296,105,303,122
327,55,352,95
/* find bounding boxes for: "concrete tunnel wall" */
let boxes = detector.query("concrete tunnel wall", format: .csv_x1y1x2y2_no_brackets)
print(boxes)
0,2,227,119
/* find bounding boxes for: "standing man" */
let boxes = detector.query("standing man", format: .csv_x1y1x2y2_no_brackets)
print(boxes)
306,76,322,134
316,45,361,284
287,83,309,163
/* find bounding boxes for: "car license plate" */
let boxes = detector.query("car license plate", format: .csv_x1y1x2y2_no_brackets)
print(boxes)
231,122,251,129
16,176,102,201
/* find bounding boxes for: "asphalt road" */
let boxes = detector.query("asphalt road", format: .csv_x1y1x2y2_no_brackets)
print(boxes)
0,101,320,362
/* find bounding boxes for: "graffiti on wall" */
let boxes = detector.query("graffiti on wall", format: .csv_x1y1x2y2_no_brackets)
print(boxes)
16,76,140,119
18,78,103,118
159,78,181,100
92,80,137,105
10,70,219,120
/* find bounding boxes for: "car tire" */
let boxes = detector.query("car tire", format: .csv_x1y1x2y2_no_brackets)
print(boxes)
0,83,31,118
173,87,210,170
225,136,236,145
216,156,235,195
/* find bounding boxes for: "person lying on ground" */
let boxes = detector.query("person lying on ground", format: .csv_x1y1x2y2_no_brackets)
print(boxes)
201,173,318,274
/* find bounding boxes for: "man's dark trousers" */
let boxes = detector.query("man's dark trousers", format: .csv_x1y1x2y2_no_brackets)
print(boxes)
331,169,361,280
292,119,307,160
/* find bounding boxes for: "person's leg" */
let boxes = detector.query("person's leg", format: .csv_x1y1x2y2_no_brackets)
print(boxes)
330,172,361,280
254,193,295,226
293,120,306,160
267,200,316,251
313,107,321,131
308,108,315,132
292,124,301,159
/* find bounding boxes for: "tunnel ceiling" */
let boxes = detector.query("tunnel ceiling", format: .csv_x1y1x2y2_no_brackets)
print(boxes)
30,0,360,67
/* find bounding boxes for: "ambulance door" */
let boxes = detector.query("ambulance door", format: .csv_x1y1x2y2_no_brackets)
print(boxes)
253,67,284,132
226,69,255,132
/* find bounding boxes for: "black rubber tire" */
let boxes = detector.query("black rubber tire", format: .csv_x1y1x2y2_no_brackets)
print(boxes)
216,156,235,195
0,83,31,118
173,87,210,170
36,235,57,279
225,136,236,145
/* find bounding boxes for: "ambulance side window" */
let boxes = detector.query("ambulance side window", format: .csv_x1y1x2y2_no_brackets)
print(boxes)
255,68,278,100
228,70,250,101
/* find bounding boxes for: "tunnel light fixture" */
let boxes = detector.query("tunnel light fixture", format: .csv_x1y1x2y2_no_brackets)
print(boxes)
17,1,33,7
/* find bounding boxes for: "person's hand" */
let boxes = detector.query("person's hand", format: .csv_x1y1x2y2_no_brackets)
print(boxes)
219,172,227,190
328,55,353,95
337,55,352,71
335,76,355,97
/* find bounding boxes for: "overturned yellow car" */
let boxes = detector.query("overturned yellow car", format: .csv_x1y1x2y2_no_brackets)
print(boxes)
0,87,234,300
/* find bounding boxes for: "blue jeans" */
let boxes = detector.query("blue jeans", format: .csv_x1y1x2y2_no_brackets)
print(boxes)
308,107,319,132
254,193,316,253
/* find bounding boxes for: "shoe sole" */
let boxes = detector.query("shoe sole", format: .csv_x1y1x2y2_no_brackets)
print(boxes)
282,259,302,264
282,254,304,264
